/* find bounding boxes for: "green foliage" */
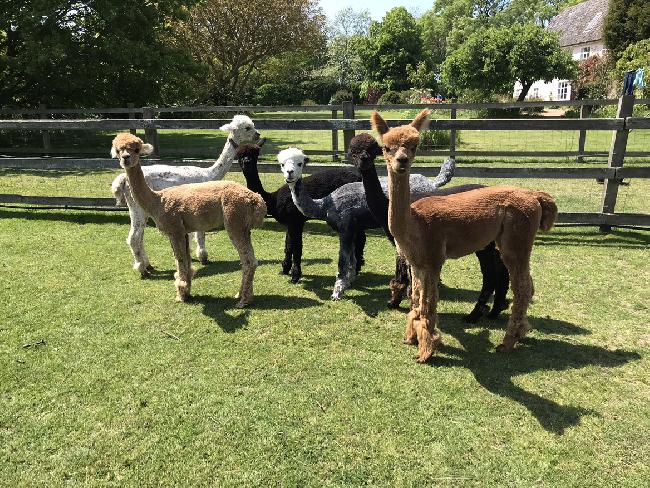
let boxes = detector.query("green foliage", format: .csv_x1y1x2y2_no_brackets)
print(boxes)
358,7,422,92
0,0,202,107
616,39,650,98
329,89,354,104
604,0,650,59
442,23,578,101
406,60,438,91
418,129,461,148
377,90,403,105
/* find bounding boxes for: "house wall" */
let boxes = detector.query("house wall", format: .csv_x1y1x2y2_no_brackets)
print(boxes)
512,41,606,101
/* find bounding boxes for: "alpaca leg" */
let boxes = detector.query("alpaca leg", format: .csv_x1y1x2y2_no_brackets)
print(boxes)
496,219,535,352
194,232,209,265
226,226,258,308
404,268,423,345
288,221,305,284
414,266,443,363
488,249,511,319
388,251,410,308
281,230,292,275
169,233,192,302
354,231,366,274
332,229,355,300
125,197,152,278
465,244,497,323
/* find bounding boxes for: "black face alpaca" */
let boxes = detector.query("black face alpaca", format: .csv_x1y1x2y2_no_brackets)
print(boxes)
236,138,266,172
347,133,382,172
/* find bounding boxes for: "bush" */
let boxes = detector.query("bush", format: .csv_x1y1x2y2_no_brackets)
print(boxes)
329,89,354,105
418,129,461,149
575,54,614,99
616,39,650,98
378,90,403,105
254,83,302,105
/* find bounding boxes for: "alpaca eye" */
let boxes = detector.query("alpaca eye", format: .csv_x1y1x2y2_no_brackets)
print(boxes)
298,163,302,167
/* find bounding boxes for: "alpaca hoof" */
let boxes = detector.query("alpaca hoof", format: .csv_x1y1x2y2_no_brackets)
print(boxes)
403,338,418,345
496,342,514,353
415,354,430,364
199,257,209,265
175,294,189,303
235,299,251,309
464,303,490,323
145,264,155,272
488,299,511,319
140,269,152,279
330,293,341,301
387,299,401,309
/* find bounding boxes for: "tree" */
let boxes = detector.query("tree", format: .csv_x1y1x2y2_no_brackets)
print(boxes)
604,0,650,59
0,0,201,107
358,7,422,94
442,23,578,101
176,0,325,104
616,39,650,98
574,54,614,99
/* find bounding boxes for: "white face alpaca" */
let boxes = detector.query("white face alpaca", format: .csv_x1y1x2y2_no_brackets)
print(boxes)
219,115,260,144
111,133,154,169
278,147,308,184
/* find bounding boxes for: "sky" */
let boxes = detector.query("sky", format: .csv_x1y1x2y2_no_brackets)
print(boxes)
318,0,433,20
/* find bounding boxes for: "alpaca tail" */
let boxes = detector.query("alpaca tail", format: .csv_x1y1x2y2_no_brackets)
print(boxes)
536,191,558,231
251,195,267,229
431,157,456,188
111,173,128,206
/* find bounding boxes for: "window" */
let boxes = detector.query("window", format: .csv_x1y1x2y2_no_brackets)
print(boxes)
531,87,540,99
557,81,569,101
580,47,591,60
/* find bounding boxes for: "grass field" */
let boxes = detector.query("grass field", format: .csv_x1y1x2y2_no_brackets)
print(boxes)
1,166,649,485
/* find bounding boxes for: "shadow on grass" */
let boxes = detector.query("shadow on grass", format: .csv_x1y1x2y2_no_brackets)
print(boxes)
421,314,641,435
147,258,333,281
0,207,130,225
535,229,650,249
192,293,320,332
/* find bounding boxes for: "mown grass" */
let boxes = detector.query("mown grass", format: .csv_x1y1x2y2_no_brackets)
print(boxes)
1,167,649,485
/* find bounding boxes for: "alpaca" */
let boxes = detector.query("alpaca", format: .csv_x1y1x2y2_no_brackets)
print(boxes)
112,115,260,278
347,133,510,320
235,140,365,283
111,133,266,307
372,109,558,363
279,147,454,300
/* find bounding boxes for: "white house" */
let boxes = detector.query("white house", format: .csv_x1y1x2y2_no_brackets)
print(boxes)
513,0,609,101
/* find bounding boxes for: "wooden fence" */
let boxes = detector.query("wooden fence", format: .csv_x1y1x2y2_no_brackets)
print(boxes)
0,96,649,229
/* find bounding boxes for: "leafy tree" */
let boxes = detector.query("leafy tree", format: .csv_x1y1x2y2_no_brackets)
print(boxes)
574,54,614,99
0,0,201,107
604,0,650,59
358,7,422,93
177,0,325,104
442,23,577,101
615,39,650,97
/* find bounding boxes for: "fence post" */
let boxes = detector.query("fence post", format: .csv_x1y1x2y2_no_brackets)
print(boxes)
142,106,159,157
127,103,136,136
599,94,634,232
331,108,339,162
39,103,51,154
449,106,457,158
342,101,355,156
577,103,592,162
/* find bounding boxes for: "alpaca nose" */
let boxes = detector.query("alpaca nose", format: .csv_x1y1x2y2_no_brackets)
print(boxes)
396,155,408,166
286,169,294,177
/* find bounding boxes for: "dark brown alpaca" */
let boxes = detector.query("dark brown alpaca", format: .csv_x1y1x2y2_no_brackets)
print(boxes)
372,109,558,363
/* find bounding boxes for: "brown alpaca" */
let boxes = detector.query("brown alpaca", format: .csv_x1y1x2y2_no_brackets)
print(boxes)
372,110,558,363
111,134,266,306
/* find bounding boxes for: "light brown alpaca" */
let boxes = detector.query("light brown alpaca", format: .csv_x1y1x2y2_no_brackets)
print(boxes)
372,110,558,363
111,133,266,306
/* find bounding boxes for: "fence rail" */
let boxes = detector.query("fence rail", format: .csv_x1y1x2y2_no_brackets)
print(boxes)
0,96,649,229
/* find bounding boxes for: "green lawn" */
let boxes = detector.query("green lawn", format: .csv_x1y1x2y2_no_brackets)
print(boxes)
1,168,649,485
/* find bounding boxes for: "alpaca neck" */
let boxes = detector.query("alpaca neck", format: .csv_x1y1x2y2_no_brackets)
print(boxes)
387,170,414,240
360,164,391,239
289,178,327,220
242,164,276,216
124,162,162,214
206,136,237,180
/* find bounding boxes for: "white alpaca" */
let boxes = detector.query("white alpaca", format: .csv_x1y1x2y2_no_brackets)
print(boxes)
111,115,260,277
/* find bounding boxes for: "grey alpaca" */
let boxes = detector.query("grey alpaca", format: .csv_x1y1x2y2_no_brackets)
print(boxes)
278,147,454,299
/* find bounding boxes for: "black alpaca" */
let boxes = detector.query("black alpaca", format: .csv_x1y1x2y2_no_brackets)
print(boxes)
348,133,511,322
235,139,365,283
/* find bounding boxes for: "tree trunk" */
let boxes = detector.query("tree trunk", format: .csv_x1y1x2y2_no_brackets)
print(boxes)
517,81,533,101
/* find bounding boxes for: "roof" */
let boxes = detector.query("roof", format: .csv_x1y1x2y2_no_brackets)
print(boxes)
547,0,609,47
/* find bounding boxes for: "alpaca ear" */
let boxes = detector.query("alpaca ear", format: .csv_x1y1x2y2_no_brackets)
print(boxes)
141,143,154,156
410,109,431,132
110,146,117,158
258,137,267,148
371,111,389,137
219,122,233,131
303,156,310,165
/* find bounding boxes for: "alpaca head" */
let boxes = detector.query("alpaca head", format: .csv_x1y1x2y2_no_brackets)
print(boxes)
111,133,154,169
236,138,266,173
348,133,382,172
371,109,430,174
219,115,260,144
278,147,308,184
